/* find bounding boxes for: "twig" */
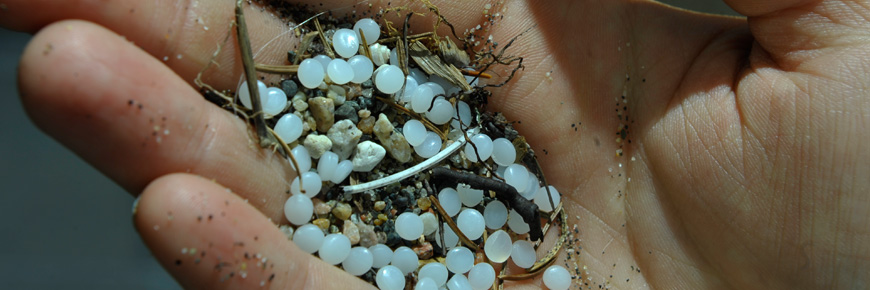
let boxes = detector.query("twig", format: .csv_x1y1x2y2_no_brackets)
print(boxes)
255,64,299,74
313,18,335,58
428,195,479,251
267,127,304,195
235,0,277,149
499,205,567,280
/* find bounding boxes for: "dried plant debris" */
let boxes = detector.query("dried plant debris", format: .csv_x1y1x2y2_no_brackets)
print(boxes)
195,1,571,289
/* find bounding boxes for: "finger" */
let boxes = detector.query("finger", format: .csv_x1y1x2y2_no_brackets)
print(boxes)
19,20,293,220
134,173,375,290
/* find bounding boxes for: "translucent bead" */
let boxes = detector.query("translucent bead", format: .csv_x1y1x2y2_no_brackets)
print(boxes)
330,160,353,184
400,75,418,103
237,80,267,110
418,262,448,286
435,222,459,251
332,28,359,58
390,246,419,275
402,119,427,147
457,184,484,207
369,244,393,269
274,113,303,143
347,55,374,84
429,75,457,96
437,187,461,217
446,247,474,274
503,164,529,192
290,145,312,173
490,138,516,166
341,246,373,276
263,87,287,116
313,54,332,71
298,58,325,89
319,233,351,265
292,224,324,254
451,101,472,129
508,209,530,234
395,212,424,240
520,171,539,200
376,265,405,290
511,240,536,268
467,263,495,290
534,186,561,212
457,209,485,240
447,274,472,290
414,131,442,158
415,277,439,290
284,194,312,225
483,201,508,229
409,68,428,84
290,171,322,198
317,151,339,183
426,97,455,125
411,84,435,113
543,265,571,290
374,64,404,94
327,58,354,85
389,47,398,66
420,212,438,236
422,82,445,97
353,18,380,44
464,133,493,163
483,230,511,263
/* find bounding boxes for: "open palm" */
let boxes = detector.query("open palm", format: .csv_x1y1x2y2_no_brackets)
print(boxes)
5,0,868,289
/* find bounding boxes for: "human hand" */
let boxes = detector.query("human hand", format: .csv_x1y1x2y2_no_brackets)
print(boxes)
5,0,868,289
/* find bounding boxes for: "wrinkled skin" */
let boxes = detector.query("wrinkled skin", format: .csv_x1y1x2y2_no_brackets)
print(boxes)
4,0,868,289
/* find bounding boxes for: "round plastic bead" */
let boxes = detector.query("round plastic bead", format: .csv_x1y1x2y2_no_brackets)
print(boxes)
376,265,405,290
511,240,536,268
410,84,435,113
353,18,381,44
332,28,359,58
274,113,303,144
508,209,530,234
543,265,571,290
490,138,516,166
327,58,354,85
319,233,351,265
415,277,439,290
520,171,539,200
420,212,438,236
467,263,495,290
457,184,484,207
389,48,398,66
503,164,529,192
446,247,474,274
484,230,512,263
395,212,424,240
374,65,404,94
317,151,339,183
290,171,322,198
263,87,287,116
418,262,448,286
400,75,418,102
483,200,508,229
298,58,325,88
330,159,353,184
313,54,332,70
426,97,455,125
390,246,419,275
290,145,312,173
402,119,427,147
237,80,267,110
341,246,373,276
451,101,472,129
292,224,324,254
347,55,374,84
534,185,561,212
447,274,472,290
464,133,493,163
414,131,442,158
369,244,393,269
457,209,485,240
422,82,445,97
437,187,461,217
284,194,312,225
409,68,428,84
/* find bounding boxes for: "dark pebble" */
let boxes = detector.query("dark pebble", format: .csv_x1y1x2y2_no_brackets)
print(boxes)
335,102,360,123
281,79,298,98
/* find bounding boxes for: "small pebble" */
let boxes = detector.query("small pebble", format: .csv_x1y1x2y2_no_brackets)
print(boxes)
351,141,386,172
312,198,331,216
303,134,332,159
327,119,363,160
357,116,375,134
308,97,335,133
373,113,413,163
312,218,330,230
412,241,434,259
416,196,431,211
332,202,353,220
343,221,360,245
374,201,386,211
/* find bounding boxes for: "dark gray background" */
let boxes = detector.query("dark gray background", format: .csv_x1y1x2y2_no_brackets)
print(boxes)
0,1,737,288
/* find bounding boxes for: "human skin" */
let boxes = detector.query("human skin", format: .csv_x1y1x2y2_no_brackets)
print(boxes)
4,0,869,289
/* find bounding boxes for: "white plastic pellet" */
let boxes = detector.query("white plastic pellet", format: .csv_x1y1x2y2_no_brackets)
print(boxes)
411,84,435,113
451,101,472,129
543,265,571,290
409,68,428,84
313,54,332,71
420,212,438,236
347,55,374,84
457,184,484,207
274,113,303,144
483,201,508,230
414,131,442,158
520,172,539,200
457,209,485,240
534,185,561,212
376,265,405,290
395,212,424,240
317,151,339,183
503,164,529,192
290,171,322,198
353,18,381,44
402,119,427,147
508,209,530,234
447,274,473,290
327,58,354,85
446,247,474,274
298,58,325,89
369,244,393,269
483,230,512,263
290,145,312,173
422,82,446,97
400,75,418,102
426,97,455,125
467,263,495,290
490,138,516,166
418,262,448,287
237,80,267,110
389,47,398,66
511,240,536,268
284,194,312,225
435,222,460,251
464,133,493,163
390,246,419,275
415,277,439,290
332,28,359,58
437,187,461,217
292,224,324,254
263,87,287,116
330,160,353,184
341,246,373,276
319,233,351,265
373,64,405,94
